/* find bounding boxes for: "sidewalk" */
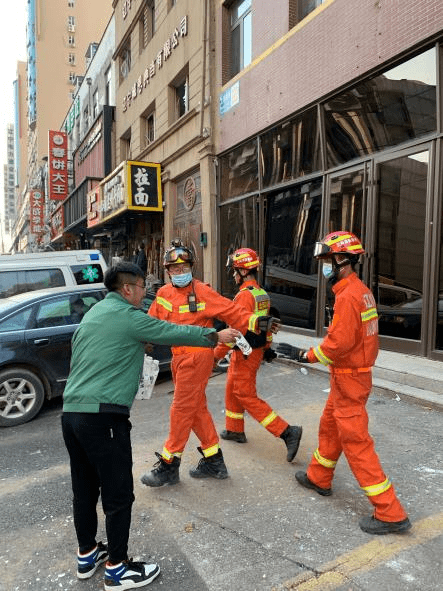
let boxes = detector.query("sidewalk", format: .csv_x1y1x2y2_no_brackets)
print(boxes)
273,329,443,412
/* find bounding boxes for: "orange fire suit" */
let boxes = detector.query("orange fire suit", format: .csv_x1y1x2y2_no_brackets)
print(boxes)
214,280,288,437
305,272,408,522
148,279,260,461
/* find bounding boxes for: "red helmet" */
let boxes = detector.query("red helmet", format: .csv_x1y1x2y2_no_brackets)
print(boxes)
164,238,194,267
314,231,365,259
229,248,260,270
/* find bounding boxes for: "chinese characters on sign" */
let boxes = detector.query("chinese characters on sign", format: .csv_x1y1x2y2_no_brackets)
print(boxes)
48,131,68,201
86,185,102,227
30,190,44,235
122,0,132,19
123,16,188,112
50,206,65,241
128,162,162,209
86,161,162,229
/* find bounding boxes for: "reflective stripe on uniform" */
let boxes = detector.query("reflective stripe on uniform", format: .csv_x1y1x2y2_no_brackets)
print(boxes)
179,302,206,313
330,367,371,375
313,345,333,366
260,411,277,428
202,443,220,458
226,409,244,420
361,308,378,322
248,313,260,332
314,448,337,469
156,297,173,312
361,477,392,497
162,447,182,461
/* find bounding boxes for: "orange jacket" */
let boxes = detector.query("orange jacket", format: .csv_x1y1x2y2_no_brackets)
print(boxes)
307,272,379,369
214,279,272,360
148,279,260,342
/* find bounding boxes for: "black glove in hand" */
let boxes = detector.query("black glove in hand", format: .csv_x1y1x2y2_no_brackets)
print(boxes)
276,342,309,363
263,348,277,363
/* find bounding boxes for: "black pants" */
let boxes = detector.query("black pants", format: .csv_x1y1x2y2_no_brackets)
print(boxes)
61,412,135,563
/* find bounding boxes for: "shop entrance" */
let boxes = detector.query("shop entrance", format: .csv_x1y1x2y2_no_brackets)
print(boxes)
328,145,439,356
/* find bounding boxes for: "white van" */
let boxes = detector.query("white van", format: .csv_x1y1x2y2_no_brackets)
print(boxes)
0,250,108,299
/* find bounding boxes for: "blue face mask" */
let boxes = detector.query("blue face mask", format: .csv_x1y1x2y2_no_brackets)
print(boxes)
322,262,335,279
171,272,192,288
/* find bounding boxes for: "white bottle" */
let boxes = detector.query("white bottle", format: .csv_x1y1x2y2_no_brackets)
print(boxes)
235,334,252,356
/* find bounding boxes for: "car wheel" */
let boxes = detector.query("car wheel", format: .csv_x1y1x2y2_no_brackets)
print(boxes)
0,369,46,427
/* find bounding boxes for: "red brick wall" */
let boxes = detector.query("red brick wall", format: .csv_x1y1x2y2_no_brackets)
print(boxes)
218,0,443,152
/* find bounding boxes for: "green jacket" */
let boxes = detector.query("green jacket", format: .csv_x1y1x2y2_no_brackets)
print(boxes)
63,291,217,413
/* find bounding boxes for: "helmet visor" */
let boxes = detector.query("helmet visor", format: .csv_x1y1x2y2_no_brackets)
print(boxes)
165,247,193,265
313,242,331,258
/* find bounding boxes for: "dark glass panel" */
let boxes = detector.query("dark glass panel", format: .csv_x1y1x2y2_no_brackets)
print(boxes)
328,168,365,239
219,196,257,297
375,152,428,341
325,48,436,167
220,139,258,201
260,107,321,188
264,179,322,328
231,24,241,78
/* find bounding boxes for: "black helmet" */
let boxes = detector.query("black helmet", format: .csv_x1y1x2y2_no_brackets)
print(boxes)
163,238,194,267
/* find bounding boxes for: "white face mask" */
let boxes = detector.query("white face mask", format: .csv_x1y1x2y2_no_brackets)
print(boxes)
322,262,335,279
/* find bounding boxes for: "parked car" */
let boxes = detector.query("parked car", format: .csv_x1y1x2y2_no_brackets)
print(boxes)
0,286,172,427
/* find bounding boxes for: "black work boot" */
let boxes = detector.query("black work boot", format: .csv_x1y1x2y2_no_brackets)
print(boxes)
220,429,247,443
280,425,303,462
189,447,229,479
295,471,332,496
359,515,412,535
140,452,180,487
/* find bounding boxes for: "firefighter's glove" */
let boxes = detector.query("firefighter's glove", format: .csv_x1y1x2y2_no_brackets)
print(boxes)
256,316,280,333
263,348,277,363
276,343,309,363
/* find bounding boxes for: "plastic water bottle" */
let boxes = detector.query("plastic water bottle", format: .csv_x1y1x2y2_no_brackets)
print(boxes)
235,334,252,357
136,356,159,399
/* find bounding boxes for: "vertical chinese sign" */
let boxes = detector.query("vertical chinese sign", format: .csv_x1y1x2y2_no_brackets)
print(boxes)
48,131,68,201
127,161,162,211
30,190,44,241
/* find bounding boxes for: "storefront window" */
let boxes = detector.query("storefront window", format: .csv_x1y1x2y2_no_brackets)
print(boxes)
375,152,428,341
324,48,437,167
264,179,322,328
328,168,365,239
435,199,443,350
260,107,321,188
220,139,258,201
219,196,257,296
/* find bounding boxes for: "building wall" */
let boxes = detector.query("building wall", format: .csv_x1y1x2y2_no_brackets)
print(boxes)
14,62,28,210
25,0,112,189
113,0,216,282
3,125,16,235
216,0,443,152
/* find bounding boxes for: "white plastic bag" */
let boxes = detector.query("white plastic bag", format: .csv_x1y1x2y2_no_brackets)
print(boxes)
135,356,160,400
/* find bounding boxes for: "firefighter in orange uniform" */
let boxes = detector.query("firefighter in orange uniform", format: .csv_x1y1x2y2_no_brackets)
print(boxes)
141,239,272,487
213,248,302,462
277,231,411,535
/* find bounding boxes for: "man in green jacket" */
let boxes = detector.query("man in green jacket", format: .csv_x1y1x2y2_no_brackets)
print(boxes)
61,262,239,591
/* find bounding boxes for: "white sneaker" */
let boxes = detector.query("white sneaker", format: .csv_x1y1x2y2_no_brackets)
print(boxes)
104,560,160,589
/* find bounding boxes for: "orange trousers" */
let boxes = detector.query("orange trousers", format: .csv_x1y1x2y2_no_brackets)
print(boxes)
307,372,408,522
163,349,219,458
224,348,288,437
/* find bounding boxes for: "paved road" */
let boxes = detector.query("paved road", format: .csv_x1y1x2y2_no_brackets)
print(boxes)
1,361,442,590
